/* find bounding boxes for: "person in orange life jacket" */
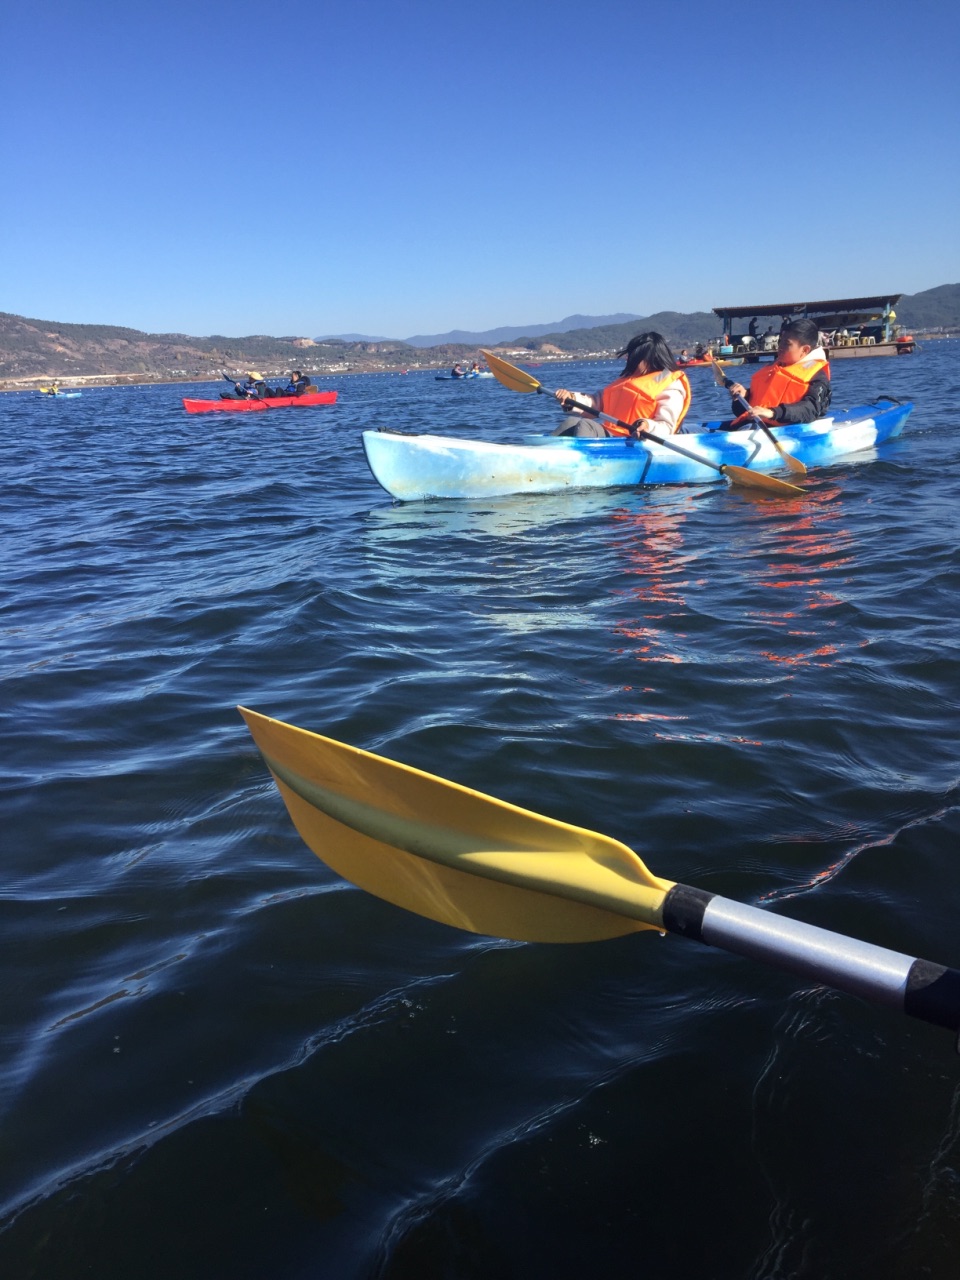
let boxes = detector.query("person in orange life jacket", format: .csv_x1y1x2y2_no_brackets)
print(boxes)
552,332,692,438
723,317,831,425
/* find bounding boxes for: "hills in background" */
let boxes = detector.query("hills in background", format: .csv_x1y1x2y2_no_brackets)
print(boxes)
316,313,644,346
1,286,957,385
403,314,645,347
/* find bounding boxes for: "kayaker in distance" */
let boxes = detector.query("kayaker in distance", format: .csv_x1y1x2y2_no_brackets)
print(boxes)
282,370,311,396
552,332,692,438
236,371,266,398
451,363,466,377
470,361,482,373
722,318,831,425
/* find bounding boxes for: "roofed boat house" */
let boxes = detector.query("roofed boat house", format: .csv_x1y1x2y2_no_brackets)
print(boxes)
711,294,916,360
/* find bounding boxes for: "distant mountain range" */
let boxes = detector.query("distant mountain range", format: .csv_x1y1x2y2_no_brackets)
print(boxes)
404,314,644,347
317,314,644,347
2,288,956,384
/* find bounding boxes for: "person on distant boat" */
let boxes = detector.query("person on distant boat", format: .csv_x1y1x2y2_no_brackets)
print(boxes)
236,371,266,398
694,342,704,359
678,349,691,365
282,369,311,395
551,332,692,438
470,361,482,373
722,318,831,425
451,363,466,377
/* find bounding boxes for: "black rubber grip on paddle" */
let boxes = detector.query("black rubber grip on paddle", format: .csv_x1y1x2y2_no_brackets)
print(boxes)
904,959,960,1034
661,884,714,941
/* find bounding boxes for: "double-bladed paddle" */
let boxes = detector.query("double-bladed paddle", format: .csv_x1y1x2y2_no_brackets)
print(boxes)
240,707,960,1044
480,349,805,497
708,355,808,476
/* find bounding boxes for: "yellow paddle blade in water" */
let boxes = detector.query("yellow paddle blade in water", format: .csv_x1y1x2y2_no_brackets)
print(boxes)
718,465,806,496
480,349,544,394
239,708,673,942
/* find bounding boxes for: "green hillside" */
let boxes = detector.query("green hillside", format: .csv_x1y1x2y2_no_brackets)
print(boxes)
509,311,719,352
897,283,960,329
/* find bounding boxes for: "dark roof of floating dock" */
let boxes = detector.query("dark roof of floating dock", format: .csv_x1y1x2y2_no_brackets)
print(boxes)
713,295,902,319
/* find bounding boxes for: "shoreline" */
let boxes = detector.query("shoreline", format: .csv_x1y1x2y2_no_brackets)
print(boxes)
2,333,952,395
0,355,594,394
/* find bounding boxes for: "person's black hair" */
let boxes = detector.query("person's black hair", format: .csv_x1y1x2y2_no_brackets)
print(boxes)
291,369,302,379
780,318,820,349
616,331,677,376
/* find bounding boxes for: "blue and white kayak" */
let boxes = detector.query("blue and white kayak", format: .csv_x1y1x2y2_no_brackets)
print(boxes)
435,372,479,380
362,399,913,501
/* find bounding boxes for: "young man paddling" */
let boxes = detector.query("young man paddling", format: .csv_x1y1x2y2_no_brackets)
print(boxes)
723,317,831,425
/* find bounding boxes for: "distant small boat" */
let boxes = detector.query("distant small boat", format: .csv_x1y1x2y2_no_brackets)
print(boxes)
182,391,337,414
39,389,82,398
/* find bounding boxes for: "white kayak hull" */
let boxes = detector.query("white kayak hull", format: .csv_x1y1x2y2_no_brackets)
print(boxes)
361,401,913,500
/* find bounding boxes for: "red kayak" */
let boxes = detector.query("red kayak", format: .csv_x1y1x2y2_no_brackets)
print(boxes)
183,390,338,414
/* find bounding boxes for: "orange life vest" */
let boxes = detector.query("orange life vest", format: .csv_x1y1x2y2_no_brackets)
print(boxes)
748,357,829,409
599,369,691,436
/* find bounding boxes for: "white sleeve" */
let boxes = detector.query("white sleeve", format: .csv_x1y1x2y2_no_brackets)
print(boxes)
638,381,687,436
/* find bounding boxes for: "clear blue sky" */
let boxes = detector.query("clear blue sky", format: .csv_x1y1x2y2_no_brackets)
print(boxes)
5,0,958,339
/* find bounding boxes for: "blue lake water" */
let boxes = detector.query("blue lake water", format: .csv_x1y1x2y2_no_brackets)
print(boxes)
2,344,960,1278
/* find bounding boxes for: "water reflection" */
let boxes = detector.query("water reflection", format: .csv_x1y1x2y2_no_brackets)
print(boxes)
749,482,854,669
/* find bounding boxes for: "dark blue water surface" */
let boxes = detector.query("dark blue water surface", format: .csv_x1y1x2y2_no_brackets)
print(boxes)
2,345,960,1279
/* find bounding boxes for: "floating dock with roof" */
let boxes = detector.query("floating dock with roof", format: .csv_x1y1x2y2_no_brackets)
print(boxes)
711,295,916,360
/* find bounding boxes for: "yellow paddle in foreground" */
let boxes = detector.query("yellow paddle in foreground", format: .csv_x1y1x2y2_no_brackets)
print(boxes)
240,706,960,1044
708,354,807,476
480,349,805,497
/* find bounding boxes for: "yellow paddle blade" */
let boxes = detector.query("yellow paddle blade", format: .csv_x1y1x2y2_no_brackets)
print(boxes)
480,349,544,395
774,445,807,476
239,707,673,943
721,465,806,496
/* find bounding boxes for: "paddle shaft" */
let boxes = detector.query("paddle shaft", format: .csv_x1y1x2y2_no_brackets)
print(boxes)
478,350,804,494
551,388,738,479
663,884,960,1036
